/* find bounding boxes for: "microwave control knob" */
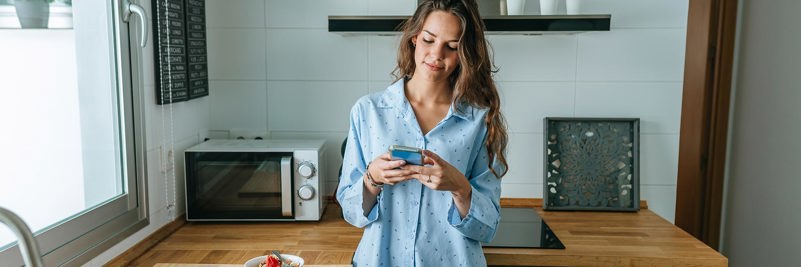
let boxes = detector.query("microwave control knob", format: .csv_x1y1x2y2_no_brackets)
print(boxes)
298,161,316,178
298,185,315,200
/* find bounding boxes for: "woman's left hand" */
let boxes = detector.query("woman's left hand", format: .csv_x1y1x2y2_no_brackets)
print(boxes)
402,150,472,198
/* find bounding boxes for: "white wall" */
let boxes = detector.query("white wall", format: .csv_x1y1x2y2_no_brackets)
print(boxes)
204,0,688,222
720,0,801,266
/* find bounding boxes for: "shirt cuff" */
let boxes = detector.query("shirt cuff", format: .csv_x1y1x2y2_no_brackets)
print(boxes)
341,179,380,228
447,187,498,243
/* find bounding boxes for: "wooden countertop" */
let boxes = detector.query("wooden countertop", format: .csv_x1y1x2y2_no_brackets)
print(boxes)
143,199,727,267
153,264,349,267
487,199,728,266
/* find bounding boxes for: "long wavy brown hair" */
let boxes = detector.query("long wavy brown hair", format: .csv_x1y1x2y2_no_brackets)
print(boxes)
392,0,508,178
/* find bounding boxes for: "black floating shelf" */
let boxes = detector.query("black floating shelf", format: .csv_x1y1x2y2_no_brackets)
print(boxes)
329,15,610,35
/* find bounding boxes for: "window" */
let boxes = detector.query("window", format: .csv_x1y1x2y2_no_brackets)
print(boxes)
0,1,148,265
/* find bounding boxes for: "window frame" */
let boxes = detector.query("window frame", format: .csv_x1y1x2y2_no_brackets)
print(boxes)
0,0,149,265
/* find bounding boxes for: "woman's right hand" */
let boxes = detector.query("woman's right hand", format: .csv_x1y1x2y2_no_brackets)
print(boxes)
366,152,417,186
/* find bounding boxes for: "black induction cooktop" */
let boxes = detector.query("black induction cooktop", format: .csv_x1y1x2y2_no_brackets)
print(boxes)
482,207,565,249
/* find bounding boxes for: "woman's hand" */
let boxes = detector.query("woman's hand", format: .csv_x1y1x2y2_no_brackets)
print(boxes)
403,150,473,218
366,152,417,186
402,150,472,197
361,153,416,215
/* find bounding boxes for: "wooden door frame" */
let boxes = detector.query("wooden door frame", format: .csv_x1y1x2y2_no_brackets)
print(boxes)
675,0,738,250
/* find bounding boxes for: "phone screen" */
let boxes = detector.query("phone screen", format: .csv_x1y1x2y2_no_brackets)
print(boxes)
390,145,423,166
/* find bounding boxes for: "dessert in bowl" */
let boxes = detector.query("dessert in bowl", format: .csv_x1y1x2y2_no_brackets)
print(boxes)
244,254,303,267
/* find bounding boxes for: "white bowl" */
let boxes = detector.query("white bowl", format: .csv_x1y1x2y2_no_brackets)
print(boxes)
244,254,304,267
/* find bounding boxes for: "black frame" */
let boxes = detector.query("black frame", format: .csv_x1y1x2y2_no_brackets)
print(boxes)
543,117,640,211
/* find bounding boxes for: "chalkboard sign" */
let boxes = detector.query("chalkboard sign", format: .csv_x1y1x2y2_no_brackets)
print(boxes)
152,0,208,104
185,0,208,99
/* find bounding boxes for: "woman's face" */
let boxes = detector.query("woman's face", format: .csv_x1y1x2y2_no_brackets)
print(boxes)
411,10,462,83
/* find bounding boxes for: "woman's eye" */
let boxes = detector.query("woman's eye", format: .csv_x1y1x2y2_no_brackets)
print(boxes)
423,39,434,43
448,45,458,51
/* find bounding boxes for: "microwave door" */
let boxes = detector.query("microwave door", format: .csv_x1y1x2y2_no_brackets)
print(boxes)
280,156,293,217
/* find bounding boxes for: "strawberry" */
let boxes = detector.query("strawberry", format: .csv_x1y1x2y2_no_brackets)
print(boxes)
265,255,281,267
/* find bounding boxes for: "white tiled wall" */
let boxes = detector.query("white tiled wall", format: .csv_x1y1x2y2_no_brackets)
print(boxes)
266,81,366,131
574,82,683,133
498,82,575,132
576,29,686,82
368,35,403,82
266,29,368,80
489,35,578,81
205,0,688,222
205,0,265,28
578,0,688,28
207,29,267,80
209,80,268,132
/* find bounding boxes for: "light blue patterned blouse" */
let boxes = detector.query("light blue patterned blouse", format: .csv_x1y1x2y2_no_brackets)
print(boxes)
336,79,503,267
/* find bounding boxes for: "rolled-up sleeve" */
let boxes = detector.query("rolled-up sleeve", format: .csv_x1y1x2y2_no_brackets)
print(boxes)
447,137,503,243
336,102,380,228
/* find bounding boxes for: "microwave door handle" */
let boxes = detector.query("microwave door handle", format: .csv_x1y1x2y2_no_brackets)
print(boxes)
280,156,293,217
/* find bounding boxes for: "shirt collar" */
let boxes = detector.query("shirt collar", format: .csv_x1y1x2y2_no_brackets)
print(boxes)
381,78,475,121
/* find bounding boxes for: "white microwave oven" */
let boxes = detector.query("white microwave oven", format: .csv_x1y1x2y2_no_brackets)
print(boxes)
184,139,327,221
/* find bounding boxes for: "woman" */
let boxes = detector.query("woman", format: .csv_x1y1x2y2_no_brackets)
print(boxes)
336,0,508,266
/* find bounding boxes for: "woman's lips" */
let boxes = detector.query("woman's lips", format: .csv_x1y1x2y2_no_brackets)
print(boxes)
424,62,444,71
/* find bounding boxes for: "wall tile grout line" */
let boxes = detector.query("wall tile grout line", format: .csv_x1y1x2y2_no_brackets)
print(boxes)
573,34,579,117
264,1,270,134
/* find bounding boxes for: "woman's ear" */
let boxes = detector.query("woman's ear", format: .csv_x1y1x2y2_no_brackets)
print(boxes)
410,35,417,47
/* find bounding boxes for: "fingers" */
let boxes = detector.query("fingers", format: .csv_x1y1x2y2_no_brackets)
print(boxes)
369,151,453,186
384,175,416,184
400,164,426,174
374,152,405,169
421,150,441,165
371,153,405,172
381,169,416,183
400,165,442,181
382,168,414,176
417,173,444,191
400,162,441,175
370,153,412,185
377,152,392,161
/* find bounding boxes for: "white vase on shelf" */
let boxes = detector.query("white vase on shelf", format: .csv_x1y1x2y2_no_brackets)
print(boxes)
539,0,558,15
13,0,50,28
566,0,582,15
506,0,526,15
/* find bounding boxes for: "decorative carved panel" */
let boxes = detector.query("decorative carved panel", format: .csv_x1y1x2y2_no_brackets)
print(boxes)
544,118,640,211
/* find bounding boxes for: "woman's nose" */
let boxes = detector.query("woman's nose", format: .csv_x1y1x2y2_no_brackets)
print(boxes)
431,45,446,60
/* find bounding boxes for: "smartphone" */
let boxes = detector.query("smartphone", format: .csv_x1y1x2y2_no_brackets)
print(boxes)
389,145,424,166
